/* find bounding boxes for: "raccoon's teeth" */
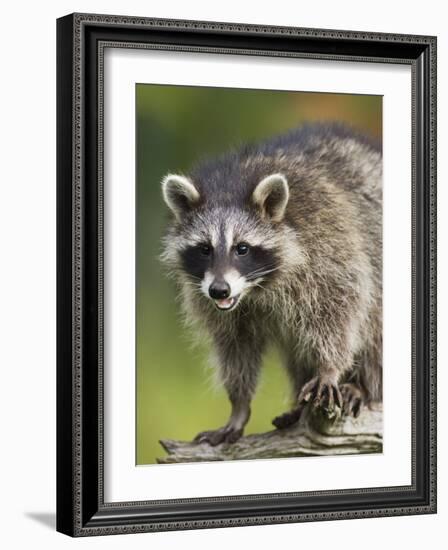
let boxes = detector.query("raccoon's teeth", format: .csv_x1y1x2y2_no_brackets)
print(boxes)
215,297,235,310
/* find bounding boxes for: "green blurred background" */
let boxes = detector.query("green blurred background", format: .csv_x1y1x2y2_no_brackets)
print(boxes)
136,84,382,465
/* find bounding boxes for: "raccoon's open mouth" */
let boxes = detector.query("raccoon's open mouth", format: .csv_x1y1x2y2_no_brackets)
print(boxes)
214,296,239,311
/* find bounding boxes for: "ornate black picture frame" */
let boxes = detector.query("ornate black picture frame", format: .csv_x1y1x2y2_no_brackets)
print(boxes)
57,13,437,536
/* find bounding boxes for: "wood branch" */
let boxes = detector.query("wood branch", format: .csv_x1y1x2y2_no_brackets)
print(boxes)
157,403,382,463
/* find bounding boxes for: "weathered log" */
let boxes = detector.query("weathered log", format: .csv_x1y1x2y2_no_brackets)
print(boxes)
157,403,382,464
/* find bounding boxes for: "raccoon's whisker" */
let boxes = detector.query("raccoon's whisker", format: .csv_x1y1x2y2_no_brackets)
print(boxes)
246,267,280,280
244,264,278,279
183,282,202,289
248,263,277,273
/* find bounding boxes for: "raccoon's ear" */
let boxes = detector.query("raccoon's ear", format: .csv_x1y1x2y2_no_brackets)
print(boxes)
252,173,289,223
161,174,200,221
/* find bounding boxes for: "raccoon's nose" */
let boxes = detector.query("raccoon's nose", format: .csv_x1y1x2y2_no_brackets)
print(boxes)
209,281,231,300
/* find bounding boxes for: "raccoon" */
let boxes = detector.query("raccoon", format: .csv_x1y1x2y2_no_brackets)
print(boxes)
160,123,382,446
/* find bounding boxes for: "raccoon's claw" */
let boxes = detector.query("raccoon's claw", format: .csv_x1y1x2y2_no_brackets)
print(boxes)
298,375,343,413
272,406,303,429
194,427,243,446
340,383,365,418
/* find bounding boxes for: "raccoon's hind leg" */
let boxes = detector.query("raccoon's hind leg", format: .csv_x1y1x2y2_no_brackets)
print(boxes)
272,405,303,430
339,354,379,417
340,383,365,417
194,331,264,446
272,359,308,430
340,342,382,417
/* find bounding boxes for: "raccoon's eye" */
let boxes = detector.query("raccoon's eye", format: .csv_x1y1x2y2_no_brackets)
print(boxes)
199,244,212,256
236,243,250,256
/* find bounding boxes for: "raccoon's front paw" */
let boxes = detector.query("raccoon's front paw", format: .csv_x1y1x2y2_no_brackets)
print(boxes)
193,426,243,446
340,383,365,418
298,374,343,413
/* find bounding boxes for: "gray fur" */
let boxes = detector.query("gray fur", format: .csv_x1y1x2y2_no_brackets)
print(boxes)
160,123,382,444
